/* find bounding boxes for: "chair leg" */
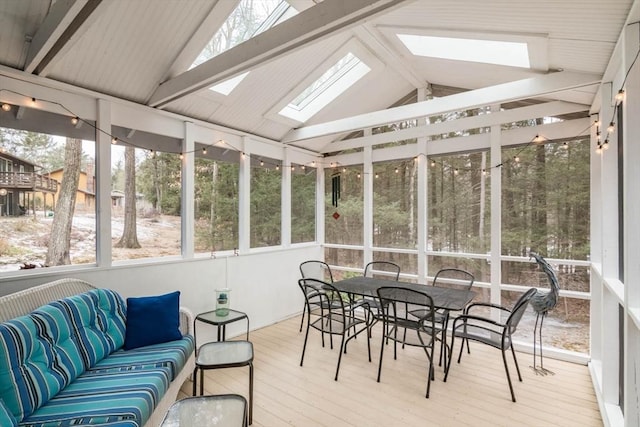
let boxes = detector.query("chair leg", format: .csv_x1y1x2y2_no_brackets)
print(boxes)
444,332,454,382
299,303,306,332
511,344,523,381
335,334,347,381
300,322,311,367
501,348,517,402
249,362,254,425
377,328,386,382
192,366,198,396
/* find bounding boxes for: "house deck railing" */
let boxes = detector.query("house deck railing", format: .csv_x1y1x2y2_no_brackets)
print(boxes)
0,171,58,193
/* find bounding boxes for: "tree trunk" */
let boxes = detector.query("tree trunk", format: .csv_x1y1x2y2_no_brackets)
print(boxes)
45,138,81,266
209,161,219,251
115,146,140,248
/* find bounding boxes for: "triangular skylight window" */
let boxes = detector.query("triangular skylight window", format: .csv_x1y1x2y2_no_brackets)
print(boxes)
192,0,298,95
279,52,371,122
192,0,297,69
397,34,530,68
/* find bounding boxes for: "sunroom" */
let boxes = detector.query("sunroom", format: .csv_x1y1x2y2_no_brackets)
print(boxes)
0,0,638,425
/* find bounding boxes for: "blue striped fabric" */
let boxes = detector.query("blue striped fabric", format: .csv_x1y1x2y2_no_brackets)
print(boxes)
89,335,194,380
1,398,18,427
0,314,70,422
19,367,170,427
52,289,126,369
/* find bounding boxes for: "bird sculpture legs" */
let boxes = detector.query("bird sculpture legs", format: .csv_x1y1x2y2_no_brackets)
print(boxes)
531,312,555,375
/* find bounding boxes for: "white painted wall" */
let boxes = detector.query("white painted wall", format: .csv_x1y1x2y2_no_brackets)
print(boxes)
0,245,322,342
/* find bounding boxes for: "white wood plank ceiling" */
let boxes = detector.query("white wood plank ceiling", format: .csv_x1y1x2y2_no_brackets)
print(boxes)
0,0,635,152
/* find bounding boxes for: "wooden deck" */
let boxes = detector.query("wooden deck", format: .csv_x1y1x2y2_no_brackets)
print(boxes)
178,317,602,427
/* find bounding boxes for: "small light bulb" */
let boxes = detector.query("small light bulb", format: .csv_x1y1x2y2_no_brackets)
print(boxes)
513,155,520,163
430,160,436,167
357,173,361,179
291,166,295,171
311,161,316,167
594,119,600,127
395,168,399,174
301,165,306,171
1,103,10,112
607,122,615,133
276,164,280,171
375,173,379,179
562,142,569,149
602,139,610,150
179,153,184,160
615,89,625,103
260,160,264,166
31,97,36,105
454,168,459,175
342,168,346,173
202,147,207,155
111,137,118,145
596,144,603,154
482,169,487,176
71,116,79,125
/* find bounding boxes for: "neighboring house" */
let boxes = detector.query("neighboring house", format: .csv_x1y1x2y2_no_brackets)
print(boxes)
48,163,95,213
0,151,58,216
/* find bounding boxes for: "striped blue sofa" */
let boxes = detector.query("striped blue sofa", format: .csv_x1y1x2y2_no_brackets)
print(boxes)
0,279,195,427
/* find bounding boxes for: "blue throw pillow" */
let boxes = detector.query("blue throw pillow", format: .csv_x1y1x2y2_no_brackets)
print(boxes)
124,291,182,350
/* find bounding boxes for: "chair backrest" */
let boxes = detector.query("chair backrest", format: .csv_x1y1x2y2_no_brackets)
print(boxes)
299,260,334,283
505,288,538,335
298,277,345,313
364,261,400,280
432,268,474,290
376,286,434,322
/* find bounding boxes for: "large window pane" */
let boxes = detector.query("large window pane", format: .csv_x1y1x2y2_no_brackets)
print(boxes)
111,144,181,260
1,108,96,271
372,251,417,278
428,151,491,253
501,138,590,259
194,145,239,254
291,164,315,243
250,156,281,248
373,159,417,249
325,165,363,245
324,247,363,280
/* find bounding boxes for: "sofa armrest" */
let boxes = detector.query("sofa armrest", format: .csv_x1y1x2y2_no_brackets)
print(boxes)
179,306,194,337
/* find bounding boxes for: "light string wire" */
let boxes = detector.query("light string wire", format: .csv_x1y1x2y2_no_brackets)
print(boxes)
2,31,638,175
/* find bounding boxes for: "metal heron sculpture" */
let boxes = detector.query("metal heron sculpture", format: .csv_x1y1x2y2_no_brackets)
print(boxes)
529,252,560,375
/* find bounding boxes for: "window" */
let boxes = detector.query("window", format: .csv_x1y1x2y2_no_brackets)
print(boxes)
325,165,363,246
291,164,316,243
191,0,298,95
194,145,239,254
250,156,281,248
372,159,417,249
111,143,181,261
0,109,96,271
397,34,530,68
427,151,491,254
279,53,371,122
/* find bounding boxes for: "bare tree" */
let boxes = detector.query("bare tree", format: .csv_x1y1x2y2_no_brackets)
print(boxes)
115,146,140,248
45,138,82,266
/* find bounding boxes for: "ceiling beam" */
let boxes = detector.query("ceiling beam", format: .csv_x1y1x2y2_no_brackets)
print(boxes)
320,100,588,153
283,71,601,143
29,0,105,76
24,0,89,73
148,0,409,108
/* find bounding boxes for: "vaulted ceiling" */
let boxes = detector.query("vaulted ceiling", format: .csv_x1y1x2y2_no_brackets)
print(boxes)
0,0,635,152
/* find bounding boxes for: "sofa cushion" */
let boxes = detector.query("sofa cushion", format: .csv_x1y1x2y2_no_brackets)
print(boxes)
0,399,17,427
20,367,171,427
0,314,72,422
0,289,127,422
90,335,194,380
56,289,127,368
124,291,181,350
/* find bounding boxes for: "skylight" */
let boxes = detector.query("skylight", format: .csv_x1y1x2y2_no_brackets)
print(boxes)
397,34,531,68
192,0,298,69
279,52,371,122
209,72,250,95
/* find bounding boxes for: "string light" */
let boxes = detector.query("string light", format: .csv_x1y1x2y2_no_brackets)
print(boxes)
395,167,399,173
607,122,615,133
615,89,625,103
562,141,569,149
30,97,36,105
454,168,459,175
513,155,520,163
179,153,184,160
430,160,436,167
71,116,79,125
602,139,610,150
291,165,295,171
111,137,118,145
202,147,207,155
1,103,10,112
260,160,264,166
275,164,280,170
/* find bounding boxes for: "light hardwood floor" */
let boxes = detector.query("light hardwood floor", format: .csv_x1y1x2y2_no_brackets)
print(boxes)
178,317,602,427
